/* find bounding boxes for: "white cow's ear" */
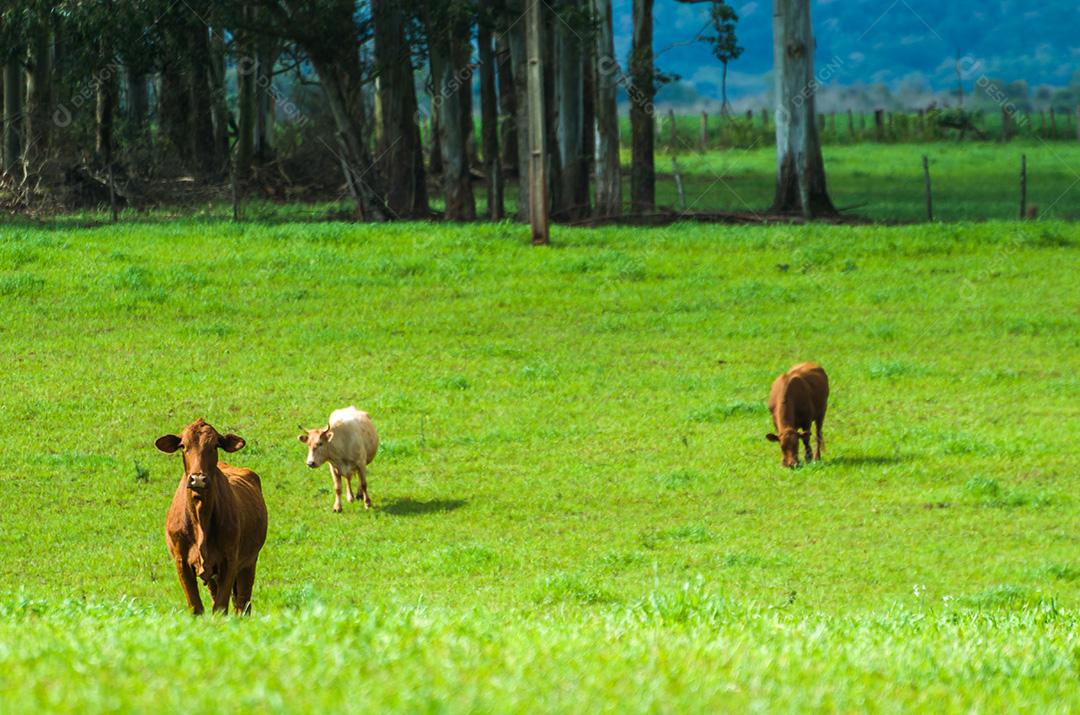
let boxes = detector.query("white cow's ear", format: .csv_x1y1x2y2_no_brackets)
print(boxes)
324,430,335,443
298,433,309,444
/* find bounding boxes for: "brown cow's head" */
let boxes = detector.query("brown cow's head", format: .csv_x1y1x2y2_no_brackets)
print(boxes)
297,426,334,469
155,419,246,494
766,428,807,468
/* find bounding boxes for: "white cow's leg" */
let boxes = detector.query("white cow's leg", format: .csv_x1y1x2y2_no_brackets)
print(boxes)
330,465,343,513
359,464,372,509
344,470,355,503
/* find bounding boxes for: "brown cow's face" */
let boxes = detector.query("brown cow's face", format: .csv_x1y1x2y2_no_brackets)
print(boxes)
156,419,246,494
298,428,334,469
766,429,804,468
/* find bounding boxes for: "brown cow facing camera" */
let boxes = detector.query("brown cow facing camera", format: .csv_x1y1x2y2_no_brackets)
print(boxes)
156,419,268,615
766,363,829,468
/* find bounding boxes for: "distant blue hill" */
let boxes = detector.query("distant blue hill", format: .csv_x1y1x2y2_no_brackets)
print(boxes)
611,0,1079,104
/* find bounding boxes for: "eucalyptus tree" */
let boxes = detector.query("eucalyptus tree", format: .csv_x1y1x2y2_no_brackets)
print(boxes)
770,0,834,217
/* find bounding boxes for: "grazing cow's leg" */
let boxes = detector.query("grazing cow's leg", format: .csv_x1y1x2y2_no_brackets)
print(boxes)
814,418,824,460
232,565,257,615
175,559,204,615
344,471,355,503
801,432,813,463
330,464,343,513
212,565,237,614
359,464,372,509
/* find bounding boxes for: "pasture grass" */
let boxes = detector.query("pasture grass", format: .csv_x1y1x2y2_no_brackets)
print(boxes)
25,141,1080,224
0,218,1078,712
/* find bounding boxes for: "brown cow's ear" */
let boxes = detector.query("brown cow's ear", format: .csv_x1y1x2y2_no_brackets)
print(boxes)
765,433,780,442
220,434,246,452
298,433,309,444
155,434,182,453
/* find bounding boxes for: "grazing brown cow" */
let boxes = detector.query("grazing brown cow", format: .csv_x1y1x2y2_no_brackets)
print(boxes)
156,419,268,615
766,362,830,468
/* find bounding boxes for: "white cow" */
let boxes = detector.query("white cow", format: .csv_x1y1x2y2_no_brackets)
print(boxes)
298,406,380,512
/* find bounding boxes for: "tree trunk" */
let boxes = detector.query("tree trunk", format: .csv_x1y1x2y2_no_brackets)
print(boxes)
525,0,549,244
95,51,116,167
629,0,655,213
505,0,531,220
427,94,443,176
373,0,428,217
478,21,503,220
542,5,562,217
125,69,148,142
2,61,22,177
555,0,588,219
770,0,835,217
255,37,278,162
26,25,52,177
207,28,230,165
592,0,621,217
311,56,387,220
188,24,219,176
159,64,192,161
427,6,476,221
495,28,517,178
236,7,257,177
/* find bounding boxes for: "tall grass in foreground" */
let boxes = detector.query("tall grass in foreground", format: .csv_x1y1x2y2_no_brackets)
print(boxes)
0,588,1076,714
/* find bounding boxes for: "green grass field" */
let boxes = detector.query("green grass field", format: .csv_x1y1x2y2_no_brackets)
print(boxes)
1,219,1079,712
38,141,1080,225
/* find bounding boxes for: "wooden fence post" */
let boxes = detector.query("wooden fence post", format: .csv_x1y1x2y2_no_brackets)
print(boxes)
699,110,708,151
761,108,768,128
672,156,686,212
922,155,932,222
1019,154,1027,221
873,109,884,141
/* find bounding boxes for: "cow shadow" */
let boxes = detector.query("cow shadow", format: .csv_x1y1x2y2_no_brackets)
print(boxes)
827,455,909,467
381,498,467,517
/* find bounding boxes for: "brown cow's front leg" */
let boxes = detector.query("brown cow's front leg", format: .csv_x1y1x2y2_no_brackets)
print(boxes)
330,464,343,513
232,565,257,615
175,559,204,615
801,432,813,463
212,565,237,614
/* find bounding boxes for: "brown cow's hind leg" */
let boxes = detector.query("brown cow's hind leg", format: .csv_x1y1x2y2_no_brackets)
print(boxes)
175,559,204,615
801,432,813,463
814,418,824,460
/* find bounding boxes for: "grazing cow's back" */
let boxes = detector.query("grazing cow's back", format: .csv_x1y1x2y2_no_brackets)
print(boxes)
299,406,380,511
158,419,268,615
766,363,829,468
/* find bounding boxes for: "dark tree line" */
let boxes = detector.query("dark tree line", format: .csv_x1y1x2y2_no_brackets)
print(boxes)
0,0,834,222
